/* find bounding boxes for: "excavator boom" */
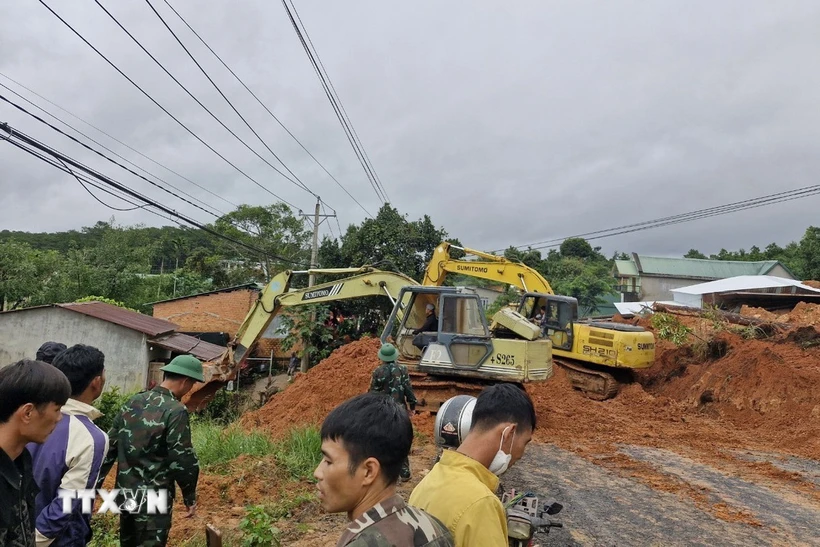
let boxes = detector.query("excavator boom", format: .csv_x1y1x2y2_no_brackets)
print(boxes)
185,267,417,410
425,243,554,294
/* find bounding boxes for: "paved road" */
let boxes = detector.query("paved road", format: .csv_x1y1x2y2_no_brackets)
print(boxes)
502,444,820,547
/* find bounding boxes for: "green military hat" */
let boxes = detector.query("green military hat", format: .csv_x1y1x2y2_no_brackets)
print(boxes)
378,343,398,363
160,354,204,382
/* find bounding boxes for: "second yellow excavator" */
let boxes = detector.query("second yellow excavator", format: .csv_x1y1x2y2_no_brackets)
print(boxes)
423,242,656,399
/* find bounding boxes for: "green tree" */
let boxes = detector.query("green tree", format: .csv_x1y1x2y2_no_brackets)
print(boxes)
0,241,41,310
797,226,820,280
559,238,596,260
684,249,707,259
213,203,311,280
323,204,450,281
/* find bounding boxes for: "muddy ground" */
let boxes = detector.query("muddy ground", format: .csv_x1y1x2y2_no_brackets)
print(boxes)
173,306,820,546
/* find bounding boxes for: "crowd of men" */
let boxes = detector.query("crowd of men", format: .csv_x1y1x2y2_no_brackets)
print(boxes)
0,335,536,547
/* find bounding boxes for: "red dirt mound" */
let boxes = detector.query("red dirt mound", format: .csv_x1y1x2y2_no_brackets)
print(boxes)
239,337,383,437
647,332,820,455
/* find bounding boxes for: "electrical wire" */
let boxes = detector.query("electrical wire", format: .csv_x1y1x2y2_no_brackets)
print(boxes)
0,94,222,219
502,184,820,252
161,0,374,218
38,0,298,209
288,0,391,204
0,79,224,217
280,0,389,204
0,71,239,210
144,0,318,198
6,138,145,211
321,202,335,239
1,120,308,265
90,0,312,200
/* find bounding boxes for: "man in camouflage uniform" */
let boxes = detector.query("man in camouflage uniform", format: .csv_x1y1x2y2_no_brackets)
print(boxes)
315,393,453,547
370,343,417,481
99,355,203,547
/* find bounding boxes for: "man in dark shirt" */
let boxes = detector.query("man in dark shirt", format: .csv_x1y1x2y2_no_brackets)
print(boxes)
0,360,71,547
412,304,439,350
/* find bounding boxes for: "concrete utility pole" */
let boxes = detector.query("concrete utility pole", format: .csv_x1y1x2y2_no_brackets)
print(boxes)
299,197,336,373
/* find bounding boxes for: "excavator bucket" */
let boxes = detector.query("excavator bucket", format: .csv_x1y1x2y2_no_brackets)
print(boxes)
182,348,237,411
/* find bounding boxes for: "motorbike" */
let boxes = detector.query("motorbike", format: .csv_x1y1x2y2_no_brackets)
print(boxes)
502,489,563,547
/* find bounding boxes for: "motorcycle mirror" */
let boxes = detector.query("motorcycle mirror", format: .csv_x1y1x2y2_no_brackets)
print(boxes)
543,499,563,515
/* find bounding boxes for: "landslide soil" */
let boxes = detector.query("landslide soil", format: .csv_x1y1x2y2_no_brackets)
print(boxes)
171,306,820,544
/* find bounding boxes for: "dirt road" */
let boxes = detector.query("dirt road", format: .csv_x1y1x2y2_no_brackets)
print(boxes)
503,443,820,546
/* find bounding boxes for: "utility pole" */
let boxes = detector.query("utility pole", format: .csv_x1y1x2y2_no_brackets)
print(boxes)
299,197,336,373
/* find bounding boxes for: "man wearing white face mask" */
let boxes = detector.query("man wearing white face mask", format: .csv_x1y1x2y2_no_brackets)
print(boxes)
409,384,536,547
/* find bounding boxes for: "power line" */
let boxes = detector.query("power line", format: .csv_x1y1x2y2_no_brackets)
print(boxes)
1,121,308,265
37,0,298,209
6,138,145,212
321,202,335,239
0,72,239,210
0,78,225,217
141,0,318,197
502,184,820,252
90,0,313,200
0,94,222,219
287,0,390,204
280,0,389,204
160,0,374,218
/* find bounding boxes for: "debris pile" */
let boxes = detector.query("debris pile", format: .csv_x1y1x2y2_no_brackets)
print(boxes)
240,337,383,436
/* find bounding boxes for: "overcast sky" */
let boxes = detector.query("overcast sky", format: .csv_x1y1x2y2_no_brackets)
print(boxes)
2,0,819,258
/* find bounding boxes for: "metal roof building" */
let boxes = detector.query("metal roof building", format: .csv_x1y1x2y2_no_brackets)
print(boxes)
0,301,225,392
614,253,796,302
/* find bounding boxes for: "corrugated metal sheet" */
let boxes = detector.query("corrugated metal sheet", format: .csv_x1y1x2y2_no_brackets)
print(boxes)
671,275,820,296
633,256,789,280
58,302,177,336
614,259,639,277
614,301,677,315
149,333,226,362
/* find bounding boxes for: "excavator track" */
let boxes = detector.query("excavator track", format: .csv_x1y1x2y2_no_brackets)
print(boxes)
408,371,495,412
554,358,620,401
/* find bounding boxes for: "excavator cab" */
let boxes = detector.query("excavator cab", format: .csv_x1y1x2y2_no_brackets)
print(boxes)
384,286,493,373
518,293,577,351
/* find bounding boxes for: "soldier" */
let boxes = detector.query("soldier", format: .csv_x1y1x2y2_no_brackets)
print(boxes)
99,355,203,547
315,393,453,547
369,343,417,481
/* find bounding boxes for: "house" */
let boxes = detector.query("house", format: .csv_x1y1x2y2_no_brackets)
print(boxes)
149,284,286,360
614,253,796,302
0,301,225,392
465,285,507,310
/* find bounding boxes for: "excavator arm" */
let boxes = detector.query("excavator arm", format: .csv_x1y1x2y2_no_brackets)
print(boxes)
424,242,555,295
184,267,418,409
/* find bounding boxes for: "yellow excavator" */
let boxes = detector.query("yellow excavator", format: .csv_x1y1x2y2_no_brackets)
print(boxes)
423,242,656,399
185,265,553,410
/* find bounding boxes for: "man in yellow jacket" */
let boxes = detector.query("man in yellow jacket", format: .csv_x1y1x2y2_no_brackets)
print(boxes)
409,384,536,547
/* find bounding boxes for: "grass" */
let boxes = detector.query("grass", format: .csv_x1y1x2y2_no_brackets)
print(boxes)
272,425,322,481
191,422,276,472
88,513,119,547
90,421,321,545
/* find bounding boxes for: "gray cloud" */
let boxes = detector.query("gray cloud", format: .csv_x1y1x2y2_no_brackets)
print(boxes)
2,0,820,260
